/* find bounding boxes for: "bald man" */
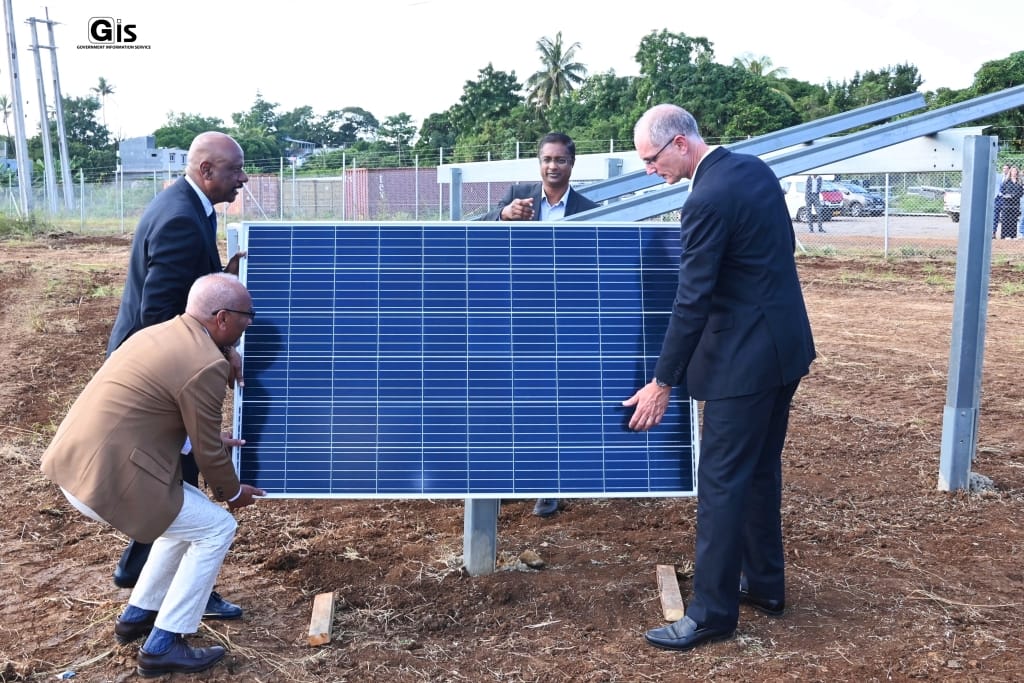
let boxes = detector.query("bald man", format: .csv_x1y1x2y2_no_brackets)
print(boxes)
43,273,265,677
106,131,250,615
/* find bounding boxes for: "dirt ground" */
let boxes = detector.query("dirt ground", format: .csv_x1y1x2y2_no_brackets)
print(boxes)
1,233,1023,682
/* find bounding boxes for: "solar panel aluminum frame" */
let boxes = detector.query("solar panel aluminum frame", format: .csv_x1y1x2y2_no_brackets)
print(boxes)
231,221,699,499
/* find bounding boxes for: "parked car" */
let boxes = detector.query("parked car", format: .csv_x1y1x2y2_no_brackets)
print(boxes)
834,181,886,217
780,176,843,223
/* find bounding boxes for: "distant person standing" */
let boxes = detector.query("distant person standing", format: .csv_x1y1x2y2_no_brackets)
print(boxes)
107,131,250,622
484,131,599,518
993,163,1010,237
804,175,824,232
998,165,1022,239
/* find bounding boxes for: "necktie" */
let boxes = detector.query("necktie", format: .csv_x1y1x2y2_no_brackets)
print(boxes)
208,210,217,236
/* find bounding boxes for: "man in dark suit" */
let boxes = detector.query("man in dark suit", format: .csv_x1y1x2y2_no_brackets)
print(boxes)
623,103,816,652
107,131,249,620
43,273,265,676
484,132,599,517
804,174,825,232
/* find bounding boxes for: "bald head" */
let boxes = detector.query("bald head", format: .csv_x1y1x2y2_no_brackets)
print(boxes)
186,273,254,348
185,131,248,205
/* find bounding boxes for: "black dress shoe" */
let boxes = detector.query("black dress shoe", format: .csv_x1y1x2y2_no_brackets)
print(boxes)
114,612,157,644
136,635,225,677
644,616,734,652
739,587,785,616
203,590,243,620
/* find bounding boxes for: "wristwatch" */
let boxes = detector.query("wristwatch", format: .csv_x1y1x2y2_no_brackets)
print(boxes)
654,378,670,388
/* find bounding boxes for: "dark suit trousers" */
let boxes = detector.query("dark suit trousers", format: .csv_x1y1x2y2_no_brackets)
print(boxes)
115,452,200,584
685,379,801,630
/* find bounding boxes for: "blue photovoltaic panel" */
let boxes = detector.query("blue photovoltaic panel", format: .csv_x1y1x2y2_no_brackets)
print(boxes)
233,221,698,498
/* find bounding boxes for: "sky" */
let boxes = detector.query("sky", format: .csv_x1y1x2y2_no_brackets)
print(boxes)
5,0,1022,141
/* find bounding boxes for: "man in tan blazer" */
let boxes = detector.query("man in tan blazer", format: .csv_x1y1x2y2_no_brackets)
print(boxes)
41,273,265,677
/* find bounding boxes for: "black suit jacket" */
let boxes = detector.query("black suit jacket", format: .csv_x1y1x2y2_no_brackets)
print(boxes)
654,147,815,400
482,182,599,221
107,177,222,354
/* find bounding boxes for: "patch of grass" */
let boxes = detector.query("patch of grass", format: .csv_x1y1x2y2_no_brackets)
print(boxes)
0,214,53,239
90,284,120,298
999,281,1024,296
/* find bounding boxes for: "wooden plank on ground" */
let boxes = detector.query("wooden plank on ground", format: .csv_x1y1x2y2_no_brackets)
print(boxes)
308,591,335,646
656,564,685,622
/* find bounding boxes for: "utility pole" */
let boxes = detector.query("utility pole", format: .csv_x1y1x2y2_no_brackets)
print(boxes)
3,0,32,213
28,17,58,212
43,9,73,210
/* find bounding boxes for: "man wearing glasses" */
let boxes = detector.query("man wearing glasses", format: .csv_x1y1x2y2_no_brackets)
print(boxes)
624,103,815,653
483,131,600,517
106,131,250,618
43,273,265,677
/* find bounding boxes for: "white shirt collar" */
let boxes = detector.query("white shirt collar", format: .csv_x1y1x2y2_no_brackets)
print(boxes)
184,175,215,217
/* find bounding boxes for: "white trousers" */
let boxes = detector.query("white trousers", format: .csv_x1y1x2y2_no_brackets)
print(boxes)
63,482,236,634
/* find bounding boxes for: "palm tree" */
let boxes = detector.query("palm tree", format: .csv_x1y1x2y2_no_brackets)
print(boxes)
0,95,11,152
732,53,794,106
526,32,588,110
91,76,115,127
732,53,788,79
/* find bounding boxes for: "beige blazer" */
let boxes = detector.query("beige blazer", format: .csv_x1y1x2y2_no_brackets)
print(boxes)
41,314,241,543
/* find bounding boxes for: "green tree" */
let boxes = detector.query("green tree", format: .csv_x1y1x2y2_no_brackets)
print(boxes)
733,53,794,107
732,53,788,80
525,32,588,109
378,113,417,164
449,64,523,138
276,105,320,151
634,30,714,107
834,64,923,110
452,104,547,162
153,113,228,150
335,107,380,143
969,51,1024,150
232,91,280,138
0,94,11,158
0,95,11,142
90,76,115,128
546,71,639,149
231,93,286,170
30,95,115,181
631,31,799,142
413,111,458,165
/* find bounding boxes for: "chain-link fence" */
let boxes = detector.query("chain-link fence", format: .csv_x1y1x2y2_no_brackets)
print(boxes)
6,161,1024,261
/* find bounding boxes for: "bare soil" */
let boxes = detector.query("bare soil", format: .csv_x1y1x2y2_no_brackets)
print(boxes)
1,234,1023,682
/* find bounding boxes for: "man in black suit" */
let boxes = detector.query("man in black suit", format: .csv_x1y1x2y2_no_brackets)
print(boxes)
484,132,599,517
108,131,249,621
804,174,825,232
623,104,816,652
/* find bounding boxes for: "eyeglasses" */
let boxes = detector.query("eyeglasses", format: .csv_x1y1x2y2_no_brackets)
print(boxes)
213,308,256,321
643,135,678,167
539,156,571,166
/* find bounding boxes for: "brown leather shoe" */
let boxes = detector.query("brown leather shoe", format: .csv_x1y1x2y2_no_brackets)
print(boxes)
136,635,225,677
114,612,156,644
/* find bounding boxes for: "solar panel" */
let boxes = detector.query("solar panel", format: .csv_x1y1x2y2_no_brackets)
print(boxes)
232,221,698,498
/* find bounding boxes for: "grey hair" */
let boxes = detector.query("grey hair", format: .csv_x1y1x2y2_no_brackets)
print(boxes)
636,103,702,146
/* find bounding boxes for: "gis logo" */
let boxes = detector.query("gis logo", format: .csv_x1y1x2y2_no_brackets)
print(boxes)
87,17,137,44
